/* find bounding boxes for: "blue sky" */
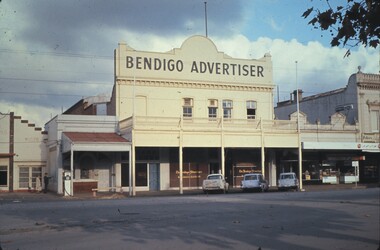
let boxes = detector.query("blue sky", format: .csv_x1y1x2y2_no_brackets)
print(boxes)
0,0,378,127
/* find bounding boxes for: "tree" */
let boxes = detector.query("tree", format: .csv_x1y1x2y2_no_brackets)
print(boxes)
302,0,380,56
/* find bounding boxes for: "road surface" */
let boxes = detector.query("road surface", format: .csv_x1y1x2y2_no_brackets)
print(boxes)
0,188,379,249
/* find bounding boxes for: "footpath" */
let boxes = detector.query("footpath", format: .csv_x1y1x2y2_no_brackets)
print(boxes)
0,183,378,202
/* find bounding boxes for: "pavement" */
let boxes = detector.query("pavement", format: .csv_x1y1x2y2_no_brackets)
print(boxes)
0,183,378,202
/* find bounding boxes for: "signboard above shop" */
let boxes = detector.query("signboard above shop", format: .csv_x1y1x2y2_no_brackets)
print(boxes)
302,142,380,152
115,35,273,86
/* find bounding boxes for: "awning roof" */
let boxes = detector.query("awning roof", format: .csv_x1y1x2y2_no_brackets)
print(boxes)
64,132,129,143
62,132,130,153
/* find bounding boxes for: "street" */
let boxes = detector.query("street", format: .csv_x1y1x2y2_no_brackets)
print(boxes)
0,188,379,250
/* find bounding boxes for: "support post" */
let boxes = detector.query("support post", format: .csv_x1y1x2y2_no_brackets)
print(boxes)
221,117,225,176
70,145,74,196
179,117,183,194
260,118,265,177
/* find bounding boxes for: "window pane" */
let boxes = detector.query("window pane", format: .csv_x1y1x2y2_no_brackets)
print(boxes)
183,107,192,117
247,109,256,119
246,101,256,109
31,167,42,188
19,167,29,188
208,107,217,118
224,109,232,119
0,166,7,186
223,100,233,108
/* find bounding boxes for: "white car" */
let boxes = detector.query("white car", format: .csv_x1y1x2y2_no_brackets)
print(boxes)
278,172,299,191
202,174,229,194
241,173,269,192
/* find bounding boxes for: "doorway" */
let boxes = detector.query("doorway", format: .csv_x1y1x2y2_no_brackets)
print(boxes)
149,163,160,191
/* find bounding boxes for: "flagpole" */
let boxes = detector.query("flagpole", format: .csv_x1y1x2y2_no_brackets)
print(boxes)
204,2,208,37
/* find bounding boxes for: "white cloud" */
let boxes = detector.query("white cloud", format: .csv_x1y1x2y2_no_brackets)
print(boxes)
0,100,58,128
1,29,378,128
209,35,379,102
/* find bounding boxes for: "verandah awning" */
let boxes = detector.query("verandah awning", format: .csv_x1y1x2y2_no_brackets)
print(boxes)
61,132,131,152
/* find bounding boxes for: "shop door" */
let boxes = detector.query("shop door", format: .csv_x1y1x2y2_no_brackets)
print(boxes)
149,163,160,191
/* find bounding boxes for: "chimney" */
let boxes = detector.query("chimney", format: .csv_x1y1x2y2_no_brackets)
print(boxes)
293,89,303,102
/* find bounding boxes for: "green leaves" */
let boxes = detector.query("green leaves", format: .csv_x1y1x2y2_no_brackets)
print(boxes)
302,0,380,56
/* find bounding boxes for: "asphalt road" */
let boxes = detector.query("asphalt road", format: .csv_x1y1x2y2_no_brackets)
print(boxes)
0,188,379,250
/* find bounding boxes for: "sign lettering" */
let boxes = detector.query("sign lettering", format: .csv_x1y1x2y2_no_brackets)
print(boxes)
126,56,264,77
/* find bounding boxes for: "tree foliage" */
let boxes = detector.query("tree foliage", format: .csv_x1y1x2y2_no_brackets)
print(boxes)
302,0,380,56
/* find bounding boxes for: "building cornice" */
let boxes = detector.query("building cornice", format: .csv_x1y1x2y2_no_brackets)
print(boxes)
358,82,380,90
356,73,380,84
116,78,274,92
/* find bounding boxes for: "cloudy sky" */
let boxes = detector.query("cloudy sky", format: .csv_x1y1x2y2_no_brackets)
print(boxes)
0,0,378,128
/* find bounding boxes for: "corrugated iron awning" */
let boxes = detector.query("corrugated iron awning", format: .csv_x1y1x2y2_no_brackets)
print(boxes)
61,132,130,153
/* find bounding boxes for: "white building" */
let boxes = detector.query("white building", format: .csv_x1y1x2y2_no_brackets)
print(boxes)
275,70,380,183
44,115,130,196
111,35,302,194
0,112,47,192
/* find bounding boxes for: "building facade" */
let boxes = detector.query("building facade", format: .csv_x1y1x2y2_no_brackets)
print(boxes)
0,112,47,192
44,115,130,196
275,70,380,183
111,35,304,194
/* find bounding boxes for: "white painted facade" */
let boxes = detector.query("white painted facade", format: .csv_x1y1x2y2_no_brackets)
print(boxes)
0,112,47,192
275,71,380,183
44,115,130,195
112,35,302,193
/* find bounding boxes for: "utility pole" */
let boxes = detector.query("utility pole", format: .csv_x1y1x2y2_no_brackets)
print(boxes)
296,61,303,191
204,2,208,37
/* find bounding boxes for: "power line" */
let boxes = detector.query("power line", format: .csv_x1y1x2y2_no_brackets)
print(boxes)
0,77,112,86
0,91,85,97
0,48,112,60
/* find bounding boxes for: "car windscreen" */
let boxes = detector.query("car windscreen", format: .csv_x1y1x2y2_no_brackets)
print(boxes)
208,175,221,180
281,174,293,179
245,175,257,180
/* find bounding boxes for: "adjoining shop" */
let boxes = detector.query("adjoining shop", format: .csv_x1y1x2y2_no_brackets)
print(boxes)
60,132,131,196
300,142,379,184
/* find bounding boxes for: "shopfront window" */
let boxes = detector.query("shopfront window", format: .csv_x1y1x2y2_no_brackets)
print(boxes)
19,167,29,188
136,163,148,186
19,166,42,189
121,163,129,186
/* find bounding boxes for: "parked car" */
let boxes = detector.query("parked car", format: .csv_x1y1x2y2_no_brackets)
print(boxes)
278,172,299,191
241,173,269,192
202,174,229,194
